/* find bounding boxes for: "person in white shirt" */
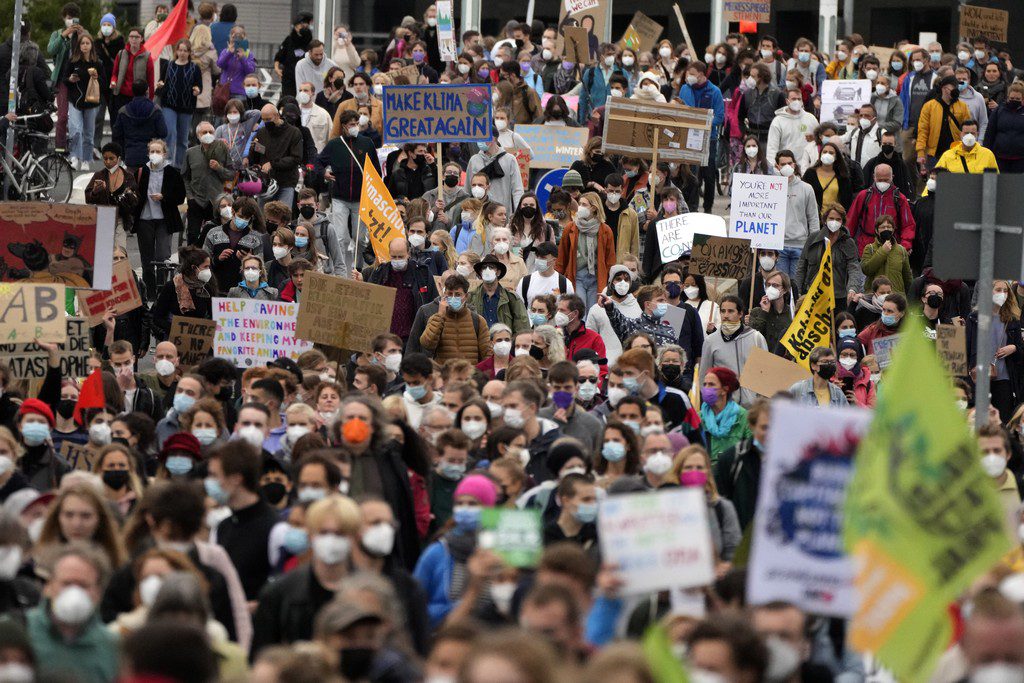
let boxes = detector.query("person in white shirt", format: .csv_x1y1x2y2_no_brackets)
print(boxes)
297,81,333,153
294,39,338,95
494,108,533,156
844,102,882,167
516,242,573,303
767,88,819,163
587,264,642,366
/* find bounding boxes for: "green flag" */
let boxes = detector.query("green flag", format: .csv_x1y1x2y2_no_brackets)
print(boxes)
843,319,1011,683
641,624,690,683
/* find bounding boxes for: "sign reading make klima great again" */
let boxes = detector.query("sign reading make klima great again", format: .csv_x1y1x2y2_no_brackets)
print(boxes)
381,84,493,144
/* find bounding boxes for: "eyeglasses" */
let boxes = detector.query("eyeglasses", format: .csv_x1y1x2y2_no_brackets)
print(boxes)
580,377,599,384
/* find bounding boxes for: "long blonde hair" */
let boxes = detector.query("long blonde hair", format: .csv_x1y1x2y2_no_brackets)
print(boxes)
431,229,458,269
671,445,721,502
37,482,126,568
994,279,1021,323
190,24,213,59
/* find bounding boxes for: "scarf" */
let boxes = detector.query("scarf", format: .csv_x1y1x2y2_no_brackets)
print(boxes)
172,273,196,313
575,216,600,274
720,321,744,341
700,400,741,437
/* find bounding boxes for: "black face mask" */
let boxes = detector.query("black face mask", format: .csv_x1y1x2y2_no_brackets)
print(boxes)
665,282,682,299
57,399,76,420
338,647,376,681
520,205,537,218
299,205,316,220
443,174,459,187
881,143,895,155
661,364,682,382
333,78,344,89
217,386,233,402
926,293,943,309
816,362,837,380
102,470,130,490
261,482,288,505
529,344,545,360
1009,101,1023,110
878,230,894,244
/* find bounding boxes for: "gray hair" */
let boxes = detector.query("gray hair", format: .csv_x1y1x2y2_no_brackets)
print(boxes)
655,344,687,367
44,542,112,591
489,323,512,339
421,404,453,426
195,120,216,135
576,359,599,375
147,572,211,626
336,572,406,632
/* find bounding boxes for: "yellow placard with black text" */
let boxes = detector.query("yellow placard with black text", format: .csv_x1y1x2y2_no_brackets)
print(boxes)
358,156,405,265
780,242,834,369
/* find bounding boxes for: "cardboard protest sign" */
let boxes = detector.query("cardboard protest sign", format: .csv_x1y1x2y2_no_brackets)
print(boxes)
435,0,457,62
389,63,425,85
0,202,116,290
76,259,143,327
872,334,901,369
936,324,967,376
359,156,406,265
170,316,217,368
558,0,606,63
0,317,89,379
748,401,871,617
740,347,810,397
780,243,834,370
723,0,771,23
619,11,663,53
506,148,531,192
563,26,591,65
844,320,1011,681
381,84,493,144
61,440,96,472
657,214,728,264
479,508,543,568
515,125,588,169
599,489,715,594
820,79,871,127
295,272,397,353
0,282,67,343
868,45,896,67
729,173,788,250
960,5,1008,43
212,298,313,368
602,97,714,164
540,93,579,116
690,235,752,280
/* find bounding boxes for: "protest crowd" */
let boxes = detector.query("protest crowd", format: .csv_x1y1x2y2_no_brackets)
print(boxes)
3,1,1024,682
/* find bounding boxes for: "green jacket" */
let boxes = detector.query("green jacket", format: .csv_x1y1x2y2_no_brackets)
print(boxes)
47,30,72,85
27,604,120,683
749,304,793,354
861,240,913,294
468,284,530,337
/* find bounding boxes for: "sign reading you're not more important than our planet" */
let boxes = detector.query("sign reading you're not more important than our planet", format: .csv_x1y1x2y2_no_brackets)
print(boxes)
381,84,493,144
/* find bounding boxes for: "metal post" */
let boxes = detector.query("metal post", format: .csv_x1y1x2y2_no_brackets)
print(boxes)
974,172,998,430
708,0,725,45
461,0,481,33
819,0,838,56
4,0,24,198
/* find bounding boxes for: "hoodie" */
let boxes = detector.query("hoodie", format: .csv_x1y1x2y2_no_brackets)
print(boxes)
294,53,338,95
766,105,819,162
957,85,989,138
699,326,769,408
783,175,820,249
112,97,168,167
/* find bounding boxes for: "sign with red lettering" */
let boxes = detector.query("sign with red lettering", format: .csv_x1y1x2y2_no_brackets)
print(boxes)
723,0,771,23
598,489,715,595
77,259,143,327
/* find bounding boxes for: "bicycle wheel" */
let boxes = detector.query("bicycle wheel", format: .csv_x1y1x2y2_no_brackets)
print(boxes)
30,154,74,202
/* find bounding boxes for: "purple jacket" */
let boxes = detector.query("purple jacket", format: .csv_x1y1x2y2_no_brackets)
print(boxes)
217,49,257,97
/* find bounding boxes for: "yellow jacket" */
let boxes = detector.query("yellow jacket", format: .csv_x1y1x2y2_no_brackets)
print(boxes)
614,206,640,263
825,59,855,80
915,98,970,157
934,141,1000,173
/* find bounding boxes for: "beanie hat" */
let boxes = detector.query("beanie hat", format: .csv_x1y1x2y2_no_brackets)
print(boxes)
159,432,202,461
101,13,116,25
708,366,740,396
454,474,497,507
18,398,54,427
837,338,864,360
546,437,588,476
639,71,661,87
561,169,584,188
666,431,691,453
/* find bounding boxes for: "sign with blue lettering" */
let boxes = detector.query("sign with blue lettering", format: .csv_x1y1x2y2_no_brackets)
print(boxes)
729,173,788,250
382,84,493,145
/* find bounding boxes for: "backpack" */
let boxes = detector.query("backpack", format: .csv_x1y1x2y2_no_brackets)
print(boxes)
519,273,567,301
858,185,904,240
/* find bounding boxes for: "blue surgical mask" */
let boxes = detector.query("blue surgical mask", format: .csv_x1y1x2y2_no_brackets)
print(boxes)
753,438,764,451
20,422,50,446
957,81,967,91
233,216,249,230
881,313,898,326
574,502,598,524
173,393,196,414
165,455,194,476
204,477,230,505
283,527,309,555
295,236,309,248
623,420,641,434
652,302,669,318
446,296,463,311
622,376,640,394
245,86,259,98
406,384,427,401
838,328,856,339
439,462,465,480
529,312,547,326
192,428,217,446
602,441,627,462
453,505,481,531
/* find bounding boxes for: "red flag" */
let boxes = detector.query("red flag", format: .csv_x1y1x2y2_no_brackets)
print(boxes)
143,0,189,63
73,370,105,425
739,21,758,34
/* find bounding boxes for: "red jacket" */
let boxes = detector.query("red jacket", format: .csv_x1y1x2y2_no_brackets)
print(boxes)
280,280,298,302
856,320,898,356
565,324,608,379
837,365,877,408
845,186,917,256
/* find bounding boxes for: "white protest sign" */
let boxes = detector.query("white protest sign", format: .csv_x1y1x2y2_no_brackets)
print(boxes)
819,79,871,127
436,0,457,63
729,173,788,250
656,214,727,262
212,298,314,368
598,488,715,595
747,401,872,617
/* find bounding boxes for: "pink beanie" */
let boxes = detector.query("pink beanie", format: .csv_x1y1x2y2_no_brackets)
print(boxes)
454,474,497,507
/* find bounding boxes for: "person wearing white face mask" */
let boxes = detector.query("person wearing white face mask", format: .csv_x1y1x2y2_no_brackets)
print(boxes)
738,63,786,145
556,192,616,311
480,323,515,379
134,139,186,296
756,36,787,88
771,150,820,281
487,226,528,290
845,163,917,256
151,246,217,340
183,121,234,245
843,102,882,166
795,202,863,312
734,135,774,176
934,118,999,174
27,546,119,681
466,254,531,339
631,72,667,103
965,282,1023,424
977,426,1022,534
516,241,573,303
748,269,794,352
578,46,628,124
766,88,819,164
295,80,333,152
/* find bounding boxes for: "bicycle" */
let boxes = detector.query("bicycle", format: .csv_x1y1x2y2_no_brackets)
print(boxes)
0,113,74,202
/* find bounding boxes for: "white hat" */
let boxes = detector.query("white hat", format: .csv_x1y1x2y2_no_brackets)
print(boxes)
639,71,661,87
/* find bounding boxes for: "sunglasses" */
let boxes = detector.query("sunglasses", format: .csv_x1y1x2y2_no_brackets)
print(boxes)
580,377,599,384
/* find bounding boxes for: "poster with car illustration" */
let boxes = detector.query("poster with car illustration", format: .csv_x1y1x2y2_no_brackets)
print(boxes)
819,79,872,129
0,202,116,290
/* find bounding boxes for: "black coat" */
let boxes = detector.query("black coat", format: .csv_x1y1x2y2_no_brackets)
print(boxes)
112,97,168,168
910,193,935,273
366,261,439,312
713,437,763,532
350,439,421,571
133,163,186,233
151,279,215,341
387,157,438,200
966,311,1024,401
984,103,1024,159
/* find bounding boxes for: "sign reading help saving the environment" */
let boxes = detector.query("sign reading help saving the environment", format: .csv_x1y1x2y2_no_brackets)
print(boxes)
747,401,872,617
381,84,493,145
515,125,589,169
598,488,715,595
730,173,787,250
656,214,728,264
0,317,90,379
212,298,312,368
295,272,397,354
0,283,67,343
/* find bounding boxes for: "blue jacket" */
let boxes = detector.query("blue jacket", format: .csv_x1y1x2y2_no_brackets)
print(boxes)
412,538,455,627
679,80,725,139
899,70,937,129
112,96,168,168
578,64,631,124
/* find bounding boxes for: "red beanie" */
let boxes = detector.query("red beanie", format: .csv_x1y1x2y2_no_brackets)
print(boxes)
708,366,740,396
18,399,54,428
159,432,202,461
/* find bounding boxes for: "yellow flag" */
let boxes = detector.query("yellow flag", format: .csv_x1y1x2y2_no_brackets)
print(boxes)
358,156,405,265
780,242,834,369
